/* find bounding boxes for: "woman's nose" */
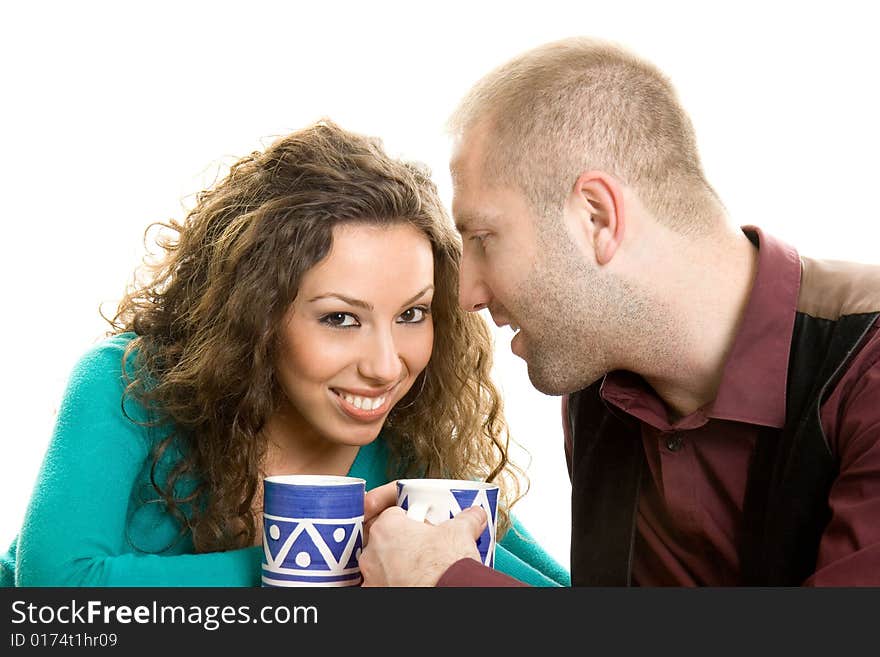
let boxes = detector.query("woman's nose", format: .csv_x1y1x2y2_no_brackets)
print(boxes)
358,328,404,383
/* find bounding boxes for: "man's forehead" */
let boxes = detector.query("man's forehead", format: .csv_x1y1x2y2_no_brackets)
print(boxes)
449,147,477,191
449,161,467,188
450,148,489,234
449,121,492,184
449,123,521,234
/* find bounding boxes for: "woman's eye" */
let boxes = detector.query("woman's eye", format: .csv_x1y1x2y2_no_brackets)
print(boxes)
398,306,430,324
321,312,359,328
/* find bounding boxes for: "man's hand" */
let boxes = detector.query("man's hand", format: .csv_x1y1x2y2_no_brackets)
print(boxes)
360,500,488,587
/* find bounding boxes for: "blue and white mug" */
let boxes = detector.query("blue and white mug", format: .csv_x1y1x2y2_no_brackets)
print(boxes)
262,474,365,587
396,478,499,568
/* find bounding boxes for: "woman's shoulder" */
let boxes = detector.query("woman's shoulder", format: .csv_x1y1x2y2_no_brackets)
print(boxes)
65,332,140,386
75,332,138,368
61,332,148,421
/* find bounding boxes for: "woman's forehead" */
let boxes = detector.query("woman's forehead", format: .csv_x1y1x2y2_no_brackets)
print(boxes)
297,223,435,301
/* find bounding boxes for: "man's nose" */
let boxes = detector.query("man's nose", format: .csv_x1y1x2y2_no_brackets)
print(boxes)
458,254,491,313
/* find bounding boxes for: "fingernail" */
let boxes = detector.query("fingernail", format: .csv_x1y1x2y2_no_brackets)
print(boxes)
464,506,487,521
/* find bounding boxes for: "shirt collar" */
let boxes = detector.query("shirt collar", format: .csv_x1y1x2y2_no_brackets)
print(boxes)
601,225,802,431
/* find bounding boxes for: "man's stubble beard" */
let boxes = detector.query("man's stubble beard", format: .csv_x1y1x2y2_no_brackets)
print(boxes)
517,225,655,396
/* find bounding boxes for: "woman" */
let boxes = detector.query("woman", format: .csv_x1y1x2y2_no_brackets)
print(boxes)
0,120,569,586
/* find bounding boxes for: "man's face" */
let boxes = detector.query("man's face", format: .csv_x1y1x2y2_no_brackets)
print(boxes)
451,128,620,394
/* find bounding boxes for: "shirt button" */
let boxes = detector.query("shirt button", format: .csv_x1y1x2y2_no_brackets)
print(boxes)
665,433,683,452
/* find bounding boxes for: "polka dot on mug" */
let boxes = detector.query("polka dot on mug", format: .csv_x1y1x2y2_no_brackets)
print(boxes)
333,528,345,542
295,552,311,568
269,524,280,540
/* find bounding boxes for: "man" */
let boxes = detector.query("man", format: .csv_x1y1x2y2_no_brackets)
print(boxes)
358,37,880,586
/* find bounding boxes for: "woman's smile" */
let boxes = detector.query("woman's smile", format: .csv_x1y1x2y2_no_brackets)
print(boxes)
330,383,398,421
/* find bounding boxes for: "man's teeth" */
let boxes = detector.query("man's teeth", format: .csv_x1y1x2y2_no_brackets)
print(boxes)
340,392,386,411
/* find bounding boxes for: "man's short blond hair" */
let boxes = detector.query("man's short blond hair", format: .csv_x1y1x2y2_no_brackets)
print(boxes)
448,37,722,232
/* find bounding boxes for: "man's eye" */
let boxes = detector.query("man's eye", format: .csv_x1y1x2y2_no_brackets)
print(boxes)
320,312,359,328
397,306,431,323
470,234,489,249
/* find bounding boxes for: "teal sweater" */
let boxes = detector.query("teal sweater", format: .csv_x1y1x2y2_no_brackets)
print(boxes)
1,334,569,587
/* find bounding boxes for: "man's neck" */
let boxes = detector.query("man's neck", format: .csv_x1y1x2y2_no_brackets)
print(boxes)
636,224,759,419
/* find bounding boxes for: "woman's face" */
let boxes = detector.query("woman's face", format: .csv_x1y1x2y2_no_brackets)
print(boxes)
275,222,435,447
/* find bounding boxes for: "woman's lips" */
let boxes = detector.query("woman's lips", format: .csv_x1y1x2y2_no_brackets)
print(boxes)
331,387,394,421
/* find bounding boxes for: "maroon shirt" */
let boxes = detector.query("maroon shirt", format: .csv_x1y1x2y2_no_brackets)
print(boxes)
440,226,880,586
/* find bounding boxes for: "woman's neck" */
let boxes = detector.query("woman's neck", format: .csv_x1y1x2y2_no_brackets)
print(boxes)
260,402,360,478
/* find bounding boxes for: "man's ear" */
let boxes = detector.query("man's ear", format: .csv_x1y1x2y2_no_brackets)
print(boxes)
566,171,625,266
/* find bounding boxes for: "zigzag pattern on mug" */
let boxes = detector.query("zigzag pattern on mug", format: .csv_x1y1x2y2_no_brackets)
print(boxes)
450,489,498,526
450,489,497,567
262,514,363,575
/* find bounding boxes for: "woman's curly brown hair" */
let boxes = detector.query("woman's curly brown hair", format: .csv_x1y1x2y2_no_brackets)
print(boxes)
105,119,527,553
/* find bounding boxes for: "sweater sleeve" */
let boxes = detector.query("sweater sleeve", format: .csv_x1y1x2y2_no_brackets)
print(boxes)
14,336,262,586
495,516,570,586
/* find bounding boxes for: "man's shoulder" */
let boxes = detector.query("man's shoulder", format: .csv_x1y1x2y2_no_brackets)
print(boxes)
839,315,880,382
799,256,880,320
818,314,880,458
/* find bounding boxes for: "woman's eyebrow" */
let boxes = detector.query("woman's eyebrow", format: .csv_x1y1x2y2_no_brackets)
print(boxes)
307,293,372,310
307,285,434,312
400,285,434,307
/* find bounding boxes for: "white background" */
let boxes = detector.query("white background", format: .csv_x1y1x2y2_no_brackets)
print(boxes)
2,0,878,572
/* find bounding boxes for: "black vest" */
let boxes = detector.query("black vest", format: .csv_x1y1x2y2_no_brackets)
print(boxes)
567,310,879,586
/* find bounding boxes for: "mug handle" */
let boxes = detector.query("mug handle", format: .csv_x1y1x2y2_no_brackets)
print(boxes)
405,500,431,523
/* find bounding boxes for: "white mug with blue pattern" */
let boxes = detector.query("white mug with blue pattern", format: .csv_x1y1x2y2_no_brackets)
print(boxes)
396,478,499,568
262,474,365,587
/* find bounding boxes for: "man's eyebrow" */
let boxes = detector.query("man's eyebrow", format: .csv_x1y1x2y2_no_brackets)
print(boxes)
307,285,434,311
454,211,495,235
